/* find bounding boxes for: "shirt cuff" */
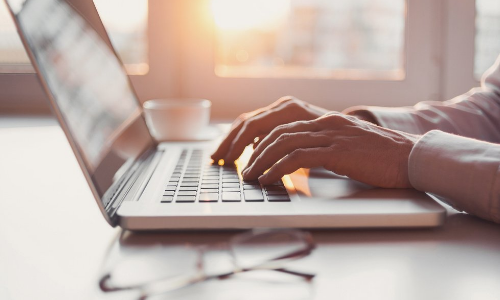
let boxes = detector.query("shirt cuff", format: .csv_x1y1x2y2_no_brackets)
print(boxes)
408,130,500,223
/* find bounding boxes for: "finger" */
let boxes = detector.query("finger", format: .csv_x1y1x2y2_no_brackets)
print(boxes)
246,120,319,168
211,98,295,160
258,148,331,185
224,107,306,162
211,119,245,161
242,132,330,180
223,110,273,162
212,109,266,160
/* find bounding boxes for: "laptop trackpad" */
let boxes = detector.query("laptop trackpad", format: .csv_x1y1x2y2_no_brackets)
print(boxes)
289,168,442,214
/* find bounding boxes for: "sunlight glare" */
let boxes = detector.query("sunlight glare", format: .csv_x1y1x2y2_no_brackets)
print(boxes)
211,0,289,31
93,0,147,32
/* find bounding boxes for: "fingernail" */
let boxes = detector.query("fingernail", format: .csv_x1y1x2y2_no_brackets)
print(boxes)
258,174,266,183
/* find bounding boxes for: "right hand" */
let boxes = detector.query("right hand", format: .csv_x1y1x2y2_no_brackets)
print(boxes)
211,96,329,163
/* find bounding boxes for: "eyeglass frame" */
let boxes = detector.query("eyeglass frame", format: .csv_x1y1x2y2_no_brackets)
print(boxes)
99,228,316,299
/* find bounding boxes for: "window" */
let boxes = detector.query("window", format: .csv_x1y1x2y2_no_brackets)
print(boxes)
0,0,31,72
177,0,442,118
0,0,148,74
93,0,148,75
211,0,406,80
475,0,500,79
1,0,499,118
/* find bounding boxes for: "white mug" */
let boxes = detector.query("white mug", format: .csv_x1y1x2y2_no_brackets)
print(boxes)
143,98,211,141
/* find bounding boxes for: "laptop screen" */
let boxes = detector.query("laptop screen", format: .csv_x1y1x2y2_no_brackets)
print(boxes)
6,0,156,206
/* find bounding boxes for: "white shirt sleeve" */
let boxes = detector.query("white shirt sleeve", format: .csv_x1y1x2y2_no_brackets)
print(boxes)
343,55,500,143
343,55,500,223
409,131,500,223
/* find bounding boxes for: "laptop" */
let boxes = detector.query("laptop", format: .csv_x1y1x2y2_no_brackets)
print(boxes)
5,0,446,230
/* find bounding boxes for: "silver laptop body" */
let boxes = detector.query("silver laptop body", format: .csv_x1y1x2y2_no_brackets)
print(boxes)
5,0,446,230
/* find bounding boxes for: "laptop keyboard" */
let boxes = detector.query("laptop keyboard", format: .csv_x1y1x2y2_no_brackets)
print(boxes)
160,149,290,203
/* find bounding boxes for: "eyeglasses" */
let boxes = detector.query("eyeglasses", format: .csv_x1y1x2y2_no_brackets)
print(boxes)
99,229,316,300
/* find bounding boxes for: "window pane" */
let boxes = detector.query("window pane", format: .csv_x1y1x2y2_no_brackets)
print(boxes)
211,0,406,79
0,0,148,74
0,0,31,72
93,0,149,75
475,0,500,79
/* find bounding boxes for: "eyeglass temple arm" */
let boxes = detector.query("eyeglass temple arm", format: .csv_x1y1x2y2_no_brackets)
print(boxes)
214,266,315,281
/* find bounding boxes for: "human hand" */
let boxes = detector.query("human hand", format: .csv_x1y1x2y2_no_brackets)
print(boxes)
211,96,329,162
242,112,420,188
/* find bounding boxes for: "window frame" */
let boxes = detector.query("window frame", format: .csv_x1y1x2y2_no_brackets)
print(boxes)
441,0,481,100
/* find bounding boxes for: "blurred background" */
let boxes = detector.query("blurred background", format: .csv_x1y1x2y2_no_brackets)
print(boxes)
0,0,499,119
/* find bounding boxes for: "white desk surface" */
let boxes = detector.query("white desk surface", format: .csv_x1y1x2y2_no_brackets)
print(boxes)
1,117,499,300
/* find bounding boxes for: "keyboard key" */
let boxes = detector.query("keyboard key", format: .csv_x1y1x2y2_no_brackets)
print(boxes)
202,180,219,184
161,196,173,203
222,172,238,177
186,171,201,174
222,175,239,179
178,191,197,196
266,190,288,195
199,193,219,202
169,177,180,182
244,190,264,202
222,192,241,202
163,191,175,196
267,195,290,202
165,185,177,191
182,178,199,182
179,186,198,191
222,183,240,188
222,187,240,192
243,184,261,190
202,176,220,180
176,196,196,202
222,178,240,183
201,188,219,193
201,184,219,189
181,182,199,187
186,167,201,170
183,174,201,178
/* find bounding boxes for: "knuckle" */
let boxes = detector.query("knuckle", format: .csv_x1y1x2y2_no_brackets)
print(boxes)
272,123,288,134
277,122,289,130
314,133,331,141
322,113,346,125
276,132,292,143
278,95,295,104
299,120,312,126
289,148,307,159
285,100,301,109
236,113,247,122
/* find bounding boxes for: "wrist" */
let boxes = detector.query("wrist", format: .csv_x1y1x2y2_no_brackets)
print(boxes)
342,107,379,125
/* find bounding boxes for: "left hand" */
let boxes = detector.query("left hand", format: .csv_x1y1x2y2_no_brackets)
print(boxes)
242,112,420,188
